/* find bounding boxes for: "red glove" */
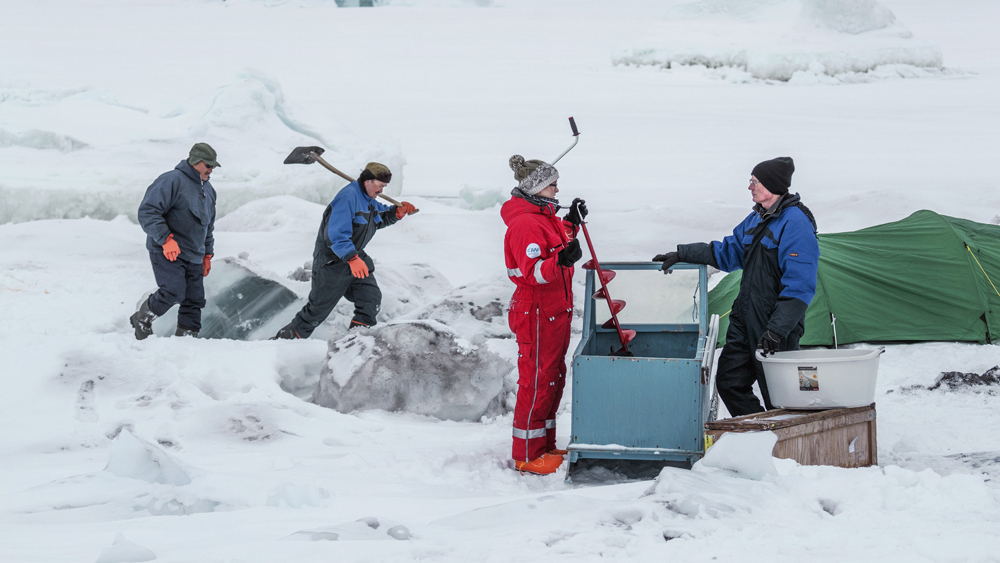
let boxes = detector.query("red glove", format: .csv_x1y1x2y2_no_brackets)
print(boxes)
162,234,180,262
395,201,416,219
348,255,369,279
203,254,212,277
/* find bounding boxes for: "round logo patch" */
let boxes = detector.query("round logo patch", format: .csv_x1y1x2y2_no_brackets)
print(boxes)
525,243,542,259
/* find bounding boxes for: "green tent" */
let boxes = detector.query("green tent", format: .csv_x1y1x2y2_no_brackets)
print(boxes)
707,210,1000,346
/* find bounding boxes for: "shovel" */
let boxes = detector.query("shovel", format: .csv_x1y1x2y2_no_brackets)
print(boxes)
284,146,419,214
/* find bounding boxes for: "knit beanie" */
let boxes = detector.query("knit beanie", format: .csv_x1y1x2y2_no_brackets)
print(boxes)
751,157,795,195
509,155,559,196
357,162,392,185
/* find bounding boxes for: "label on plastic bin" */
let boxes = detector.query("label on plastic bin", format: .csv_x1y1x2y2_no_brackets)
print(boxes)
798,366,819,391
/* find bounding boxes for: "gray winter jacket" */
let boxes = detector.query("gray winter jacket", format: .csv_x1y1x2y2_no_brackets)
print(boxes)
138,160,217,263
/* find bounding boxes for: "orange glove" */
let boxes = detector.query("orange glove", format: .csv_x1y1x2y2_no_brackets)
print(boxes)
162,234,180,262
395,201,416,219
203,254,212,277
348,255,369,279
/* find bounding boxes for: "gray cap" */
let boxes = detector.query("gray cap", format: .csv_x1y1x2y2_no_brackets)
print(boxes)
187,142,220,168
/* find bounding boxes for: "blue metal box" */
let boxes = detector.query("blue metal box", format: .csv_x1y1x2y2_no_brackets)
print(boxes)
567,262,720,475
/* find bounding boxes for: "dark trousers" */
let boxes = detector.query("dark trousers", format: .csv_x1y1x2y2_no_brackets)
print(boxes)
715,313,801,417
290,254,381,338
148,252,206,330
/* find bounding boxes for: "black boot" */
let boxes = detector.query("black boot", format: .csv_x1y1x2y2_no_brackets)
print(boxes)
175,325,199,338
270,324,300,340
129,297,158,340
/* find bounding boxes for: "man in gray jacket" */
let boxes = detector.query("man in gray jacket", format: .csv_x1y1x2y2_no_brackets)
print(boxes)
130,143,219,340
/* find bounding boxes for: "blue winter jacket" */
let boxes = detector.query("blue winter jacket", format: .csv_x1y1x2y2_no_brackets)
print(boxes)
138,160,217,263
680,193,819,338
312,181,399,265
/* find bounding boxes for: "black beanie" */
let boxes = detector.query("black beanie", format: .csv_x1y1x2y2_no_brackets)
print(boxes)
751,157,795,195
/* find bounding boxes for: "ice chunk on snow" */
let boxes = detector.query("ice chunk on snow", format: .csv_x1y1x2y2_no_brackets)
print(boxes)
694,431,778,480
95,533,156,563
104,429,191,486
314,320,513,421
151,257,301,340
403,276,512,344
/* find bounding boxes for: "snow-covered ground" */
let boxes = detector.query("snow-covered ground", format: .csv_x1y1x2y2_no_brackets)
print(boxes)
3,1,1000,561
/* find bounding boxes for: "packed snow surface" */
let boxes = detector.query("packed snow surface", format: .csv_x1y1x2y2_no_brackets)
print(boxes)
3,0,1000,562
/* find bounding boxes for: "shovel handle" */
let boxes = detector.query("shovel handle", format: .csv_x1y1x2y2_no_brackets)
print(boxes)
312,153,418,214
312,154,355,183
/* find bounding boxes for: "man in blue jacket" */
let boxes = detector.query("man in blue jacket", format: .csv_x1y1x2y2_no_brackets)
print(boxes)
272,162,415,339
130,143,219,340
653,157,819,416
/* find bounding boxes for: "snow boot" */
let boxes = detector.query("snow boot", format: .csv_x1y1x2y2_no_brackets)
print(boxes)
270,324,300,340
548,448,568,456
129,296,158,340
349,320,370,330
514,453,564,475
175,325,199,338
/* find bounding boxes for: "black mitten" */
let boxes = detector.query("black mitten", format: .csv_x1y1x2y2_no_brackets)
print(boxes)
558,239,583,267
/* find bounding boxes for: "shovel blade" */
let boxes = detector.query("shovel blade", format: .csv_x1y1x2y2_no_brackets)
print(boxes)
284,146,326,165
598,270,616,284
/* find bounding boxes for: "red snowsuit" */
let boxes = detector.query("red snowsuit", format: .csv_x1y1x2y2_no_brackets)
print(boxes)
501,196,577,462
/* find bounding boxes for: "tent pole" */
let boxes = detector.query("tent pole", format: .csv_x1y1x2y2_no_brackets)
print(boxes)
831,313,838,349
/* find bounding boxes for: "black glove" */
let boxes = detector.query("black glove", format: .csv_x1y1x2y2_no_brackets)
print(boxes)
557,238,582,267
652,251,680,272
757,330,781,356
564,198,588,226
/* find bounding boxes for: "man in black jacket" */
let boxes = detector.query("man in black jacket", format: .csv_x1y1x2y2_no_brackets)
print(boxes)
653,157,819,416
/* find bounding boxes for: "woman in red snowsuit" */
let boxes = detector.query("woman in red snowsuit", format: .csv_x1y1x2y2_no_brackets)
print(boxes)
501,155,586,475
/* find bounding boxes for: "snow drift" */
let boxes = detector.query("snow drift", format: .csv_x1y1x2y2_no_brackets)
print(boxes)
614,0,944,82
0,72,405,224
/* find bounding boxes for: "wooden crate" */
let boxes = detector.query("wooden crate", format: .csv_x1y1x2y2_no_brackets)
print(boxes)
704,403,877,468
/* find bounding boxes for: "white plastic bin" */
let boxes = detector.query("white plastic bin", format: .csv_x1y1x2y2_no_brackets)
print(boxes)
755,348,884,410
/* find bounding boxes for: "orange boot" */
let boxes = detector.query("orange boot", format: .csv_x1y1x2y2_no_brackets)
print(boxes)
514,453,564,475
548,448,568,456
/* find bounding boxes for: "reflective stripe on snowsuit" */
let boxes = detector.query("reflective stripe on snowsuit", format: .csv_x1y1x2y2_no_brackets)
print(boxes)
500,195,576,462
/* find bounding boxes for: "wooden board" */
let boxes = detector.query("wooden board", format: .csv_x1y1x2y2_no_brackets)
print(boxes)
704,403,877,468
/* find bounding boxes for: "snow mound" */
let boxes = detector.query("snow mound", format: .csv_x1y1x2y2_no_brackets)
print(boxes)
265,483,332,508
694,431,778,480
314,320,513,421
616,0,943,83
215,196,325,233
104,429,192,486
95,533,156,563
0,72,405,223
0,128,88,152
802,0,896,34
285,517,410,541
